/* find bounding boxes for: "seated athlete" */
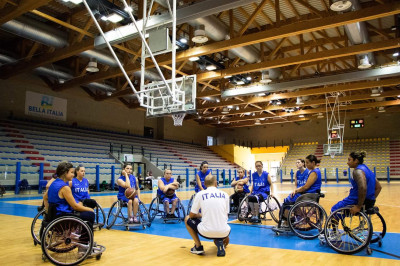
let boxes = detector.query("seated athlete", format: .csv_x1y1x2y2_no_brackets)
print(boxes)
230,168,249,212
69,165,97,209
294,159,309,189
117,163,140,224
248,161,273,224
331,151,382,214
279,155,322,226
157,169,180,218
185,175,230,257
43,162,94,228
195,161,212,193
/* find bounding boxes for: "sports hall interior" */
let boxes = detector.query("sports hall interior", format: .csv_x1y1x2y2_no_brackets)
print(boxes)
1,0,400,265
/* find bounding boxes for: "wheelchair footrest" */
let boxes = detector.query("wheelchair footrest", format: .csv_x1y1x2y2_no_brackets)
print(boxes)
272,226,291,234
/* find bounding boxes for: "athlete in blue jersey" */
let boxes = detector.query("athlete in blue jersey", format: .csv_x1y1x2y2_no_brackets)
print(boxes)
157,169,180,218
230,168,249,212
331,151,382,214
279,155,322,226
294,159,309,188
195,161,212,193
43,162,94,228
248,161,273,223
117,164,140,223
69,165,97,209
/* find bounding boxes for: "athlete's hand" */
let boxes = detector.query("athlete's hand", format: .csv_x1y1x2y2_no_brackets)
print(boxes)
350,205,361,214
122,170,127,176
291,190,297,197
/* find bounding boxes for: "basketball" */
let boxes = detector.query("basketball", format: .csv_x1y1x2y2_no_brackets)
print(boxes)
235,183,244,193
124,187,137,199
170,183,179,189
165,188,176,197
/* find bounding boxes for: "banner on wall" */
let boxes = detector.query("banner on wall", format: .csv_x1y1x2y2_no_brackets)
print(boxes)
25,91,67,121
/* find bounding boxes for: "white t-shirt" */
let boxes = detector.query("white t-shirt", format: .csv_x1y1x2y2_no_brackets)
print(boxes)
191,186,231,238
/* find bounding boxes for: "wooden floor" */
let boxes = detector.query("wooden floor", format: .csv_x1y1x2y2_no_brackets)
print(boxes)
1,182,400,265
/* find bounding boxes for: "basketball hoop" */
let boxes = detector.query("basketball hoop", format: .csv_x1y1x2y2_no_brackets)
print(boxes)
172,113,186,126
330,151,336,159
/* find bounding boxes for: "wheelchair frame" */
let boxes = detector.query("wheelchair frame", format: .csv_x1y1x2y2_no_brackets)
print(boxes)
106,199,151,230
149,195,186,223
237,194,281,224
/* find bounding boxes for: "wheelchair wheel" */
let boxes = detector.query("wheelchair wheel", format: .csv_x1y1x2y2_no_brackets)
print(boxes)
149,197,160,222
369,211,386,244
324,207,372,255
41,216,93,265
138,201,151,228
265,195,281,223
288,201,327,239
187,194,195,215
237,195,251,222
31,209,46,245
106,201,121,229
175,199,186,221
93,203,106,230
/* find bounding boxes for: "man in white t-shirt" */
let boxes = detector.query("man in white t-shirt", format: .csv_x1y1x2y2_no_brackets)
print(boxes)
184,175,231,257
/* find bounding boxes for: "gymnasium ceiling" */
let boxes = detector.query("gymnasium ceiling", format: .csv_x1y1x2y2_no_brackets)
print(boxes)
0,0,400,128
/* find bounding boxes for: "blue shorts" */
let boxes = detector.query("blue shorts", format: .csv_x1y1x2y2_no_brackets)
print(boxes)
118,195,138,203
330,198,357,213
284,193,301,204
159,194,178,203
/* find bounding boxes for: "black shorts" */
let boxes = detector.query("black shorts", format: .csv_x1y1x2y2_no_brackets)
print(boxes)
186,218,230,240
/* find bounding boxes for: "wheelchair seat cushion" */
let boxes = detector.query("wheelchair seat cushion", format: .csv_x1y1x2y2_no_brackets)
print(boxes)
295,193,319,203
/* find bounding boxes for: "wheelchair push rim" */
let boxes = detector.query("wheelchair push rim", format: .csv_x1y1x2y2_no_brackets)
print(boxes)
41,216,94,265
31,209,46,245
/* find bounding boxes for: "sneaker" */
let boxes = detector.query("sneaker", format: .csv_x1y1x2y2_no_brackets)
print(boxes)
250,216,261,224
133,217,139,224
128,218,134,224
171,213,178,218
215,239,225,257
190,245,205,255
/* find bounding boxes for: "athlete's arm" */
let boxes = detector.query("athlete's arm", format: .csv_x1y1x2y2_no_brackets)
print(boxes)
350,169,367,214
68,181,72,188
268,175,273,195
294,172,298,187
60,186,93,212
196,174,203,191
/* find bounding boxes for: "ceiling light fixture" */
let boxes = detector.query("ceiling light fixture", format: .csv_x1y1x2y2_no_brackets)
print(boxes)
224,75,232,79
299,114,305,118
63,0,83,4
189,56,200,62
378,106,386,112
330,0,352,11
107,13,124,23
370,88,381,97
255,119,261,125
179,37,188,44
107,91,112,96
358,56,372,69
221,107,229,114
86,58,99,72
206,65,217,71
124,6,133,12
192,25,208,43
246,76,252,81
236,81,245,85
296,97,304,105
393,52,399,57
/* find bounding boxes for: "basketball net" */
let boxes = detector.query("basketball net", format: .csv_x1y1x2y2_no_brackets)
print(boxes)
330,151,336,159
172,113,186,126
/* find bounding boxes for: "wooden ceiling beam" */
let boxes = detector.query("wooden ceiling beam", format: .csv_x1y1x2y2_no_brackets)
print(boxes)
0,0,51,25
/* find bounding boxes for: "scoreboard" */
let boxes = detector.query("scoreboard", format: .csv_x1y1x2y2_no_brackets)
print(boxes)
350,119,364,128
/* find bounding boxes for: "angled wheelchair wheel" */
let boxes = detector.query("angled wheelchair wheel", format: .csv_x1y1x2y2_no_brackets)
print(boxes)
288,201,327,239
31,209,46,245
324,207,372,255
138,201,151,228
369,211,386,244
266,195,281,223
187,194,195,215
93,203,106,230
175,199,186,222
237,195,251,222
41,216,93,266
149,197,160,222
106,201,121,229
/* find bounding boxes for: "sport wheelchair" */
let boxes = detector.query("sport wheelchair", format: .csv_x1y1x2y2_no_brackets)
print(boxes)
272,192,327,239
31,202,106,246
106,200,151,230
321,205,386,255
237,194,281,223
149,195,186,223
39,204,105,265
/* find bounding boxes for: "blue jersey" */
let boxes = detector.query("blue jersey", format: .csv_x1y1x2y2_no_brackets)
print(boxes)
251,171,270,199
48,178,73,215
157,177,176,197
117,174,137,201
235,176,250,193
195,169,211,192
347,164,376,202
71,178,90,202
305,168,322,193
296,169,309,188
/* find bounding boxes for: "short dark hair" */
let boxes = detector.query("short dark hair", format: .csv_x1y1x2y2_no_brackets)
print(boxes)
56,162,74,178
306,155,320,164
349,151,367,164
